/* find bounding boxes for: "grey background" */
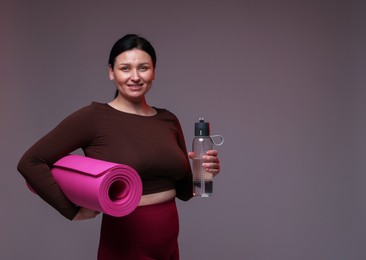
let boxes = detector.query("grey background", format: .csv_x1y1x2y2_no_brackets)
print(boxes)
1,0,365,259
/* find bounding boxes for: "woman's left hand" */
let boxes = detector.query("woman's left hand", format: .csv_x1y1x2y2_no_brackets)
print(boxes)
188,150,221,177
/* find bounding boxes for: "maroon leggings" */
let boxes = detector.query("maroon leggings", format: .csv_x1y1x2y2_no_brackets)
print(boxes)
97,199,180,260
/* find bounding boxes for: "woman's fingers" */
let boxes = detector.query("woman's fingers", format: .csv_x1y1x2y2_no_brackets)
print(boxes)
188,150,221,176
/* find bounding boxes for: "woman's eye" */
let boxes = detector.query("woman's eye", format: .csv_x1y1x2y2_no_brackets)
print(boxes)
139,66,148,71
121,66,129,71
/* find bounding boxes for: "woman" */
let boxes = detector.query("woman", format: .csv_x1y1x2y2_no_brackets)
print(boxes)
17,34,221,259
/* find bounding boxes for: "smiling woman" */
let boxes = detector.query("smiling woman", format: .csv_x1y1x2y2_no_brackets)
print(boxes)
108,49,156,115
16,33,221,260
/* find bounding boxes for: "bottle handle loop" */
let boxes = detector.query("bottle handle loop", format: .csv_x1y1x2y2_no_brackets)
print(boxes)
210,135,224,146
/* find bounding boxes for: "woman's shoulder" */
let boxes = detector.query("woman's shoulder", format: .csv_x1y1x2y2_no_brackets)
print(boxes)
73,102,113,114
153,107,184,130
89,101,111,111
62,102,108,122
154,107,179,120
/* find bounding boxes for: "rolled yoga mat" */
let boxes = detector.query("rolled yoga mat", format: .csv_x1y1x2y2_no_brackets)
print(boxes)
29,154,142,217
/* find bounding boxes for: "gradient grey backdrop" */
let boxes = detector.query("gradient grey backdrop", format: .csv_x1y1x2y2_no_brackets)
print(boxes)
1,0,365,259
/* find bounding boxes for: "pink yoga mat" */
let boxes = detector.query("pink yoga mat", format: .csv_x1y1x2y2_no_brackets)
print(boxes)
29,154,142,217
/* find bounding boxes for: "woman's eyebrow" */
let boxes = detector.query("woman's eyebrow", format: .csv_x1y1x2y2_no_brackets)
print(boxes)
117,62,150,65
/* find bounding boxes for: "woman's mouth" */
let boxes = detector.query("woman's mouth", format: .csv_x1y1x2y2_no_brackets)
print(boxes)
128,84,143,89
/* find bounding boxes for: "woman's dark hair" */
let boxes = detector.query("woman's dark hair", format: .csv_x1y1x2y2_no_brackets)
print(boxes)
109,34,157,98
108,34,157,68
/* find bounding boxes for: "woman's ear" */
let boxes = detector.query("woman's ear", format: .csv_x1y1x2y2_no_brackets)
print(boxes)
108,65,114,81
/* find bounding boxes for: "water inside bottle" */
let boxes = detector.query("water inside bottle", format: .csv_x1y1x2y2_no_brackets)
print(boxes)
192,158,213,197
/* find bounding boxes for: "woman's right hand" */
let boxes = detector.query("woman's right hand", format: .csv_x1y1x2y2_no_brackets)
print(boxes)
72,207,100,221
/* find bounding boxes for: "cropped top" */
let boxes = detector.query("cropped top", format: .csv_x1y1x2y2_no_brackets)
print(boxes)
17,102,193,220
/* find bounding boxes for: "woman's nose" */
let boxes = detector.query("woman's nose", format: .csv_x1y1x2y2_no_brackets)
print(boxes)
130,69,140,80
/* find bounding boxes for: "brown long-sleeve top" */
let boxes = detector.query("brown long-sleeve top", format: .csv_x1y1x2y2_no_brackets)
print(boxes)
17,102,193,220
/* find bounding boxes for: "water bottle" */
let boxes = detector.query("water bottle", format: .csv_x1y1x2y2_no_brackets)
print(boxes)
192,118,223,197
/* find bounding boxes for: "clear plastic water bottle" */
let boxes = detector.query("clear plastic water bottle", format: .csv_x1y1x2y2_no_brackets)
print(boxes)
192,118,214,197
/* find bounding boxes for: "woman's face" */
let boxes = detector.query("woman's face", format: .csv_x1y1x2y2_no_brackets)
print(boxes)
109,48,155,103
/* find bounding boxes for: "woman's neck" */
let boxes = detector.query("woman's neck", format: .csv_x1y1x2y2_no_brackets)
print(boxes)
108,98,156,116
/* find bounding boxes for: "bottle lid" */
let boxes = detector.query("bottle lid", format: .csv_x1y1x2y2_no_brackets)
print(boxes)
195,117,210,136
